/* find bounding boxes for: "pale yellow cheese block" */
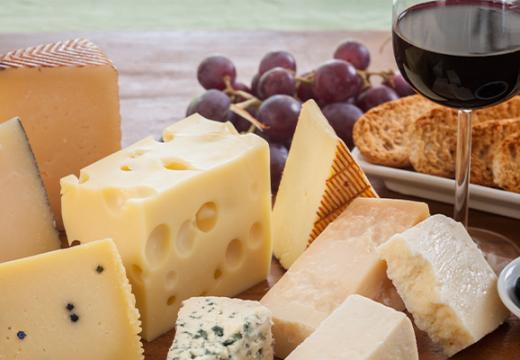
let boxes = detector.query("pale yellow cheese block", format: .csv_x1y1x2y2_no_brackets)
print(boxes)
286,295,418,360
379,215,509,356
273,100,377,269
61,115,272,341
262,197,429,358
0,239,143,360
0,39,121,228
0,118,60,262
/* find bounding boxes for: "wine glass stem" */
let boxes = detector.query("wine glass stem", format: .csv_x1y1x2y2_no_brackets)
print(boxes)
454,109,472,227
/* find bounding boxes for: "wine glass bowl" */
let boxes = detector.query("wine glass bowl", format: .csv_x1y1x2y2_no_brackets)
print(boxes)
392,0,520,269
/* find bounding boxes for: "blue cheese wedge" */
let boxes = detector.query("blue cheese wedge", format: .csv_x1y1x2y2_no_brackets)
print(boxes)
168,297,273,360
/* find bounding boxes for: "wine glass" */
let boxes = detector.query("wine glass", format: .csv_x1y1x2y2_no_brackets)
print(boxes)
392,0,520,271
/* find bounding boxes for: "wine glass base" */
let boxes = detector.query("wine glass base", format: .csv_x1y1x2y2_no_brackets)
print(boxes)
469,227,520,273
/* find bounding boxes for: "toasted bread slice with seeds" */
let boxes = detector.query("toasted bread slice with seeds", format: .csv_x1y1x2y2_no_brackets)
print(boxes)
472,118,520,186
353,95,437,168
493,132,520,193
409,97,520,178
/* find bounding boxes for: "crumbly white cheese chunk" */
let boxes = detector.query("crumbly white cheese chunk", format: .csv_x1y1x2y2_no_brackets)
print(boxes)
168,297,273,360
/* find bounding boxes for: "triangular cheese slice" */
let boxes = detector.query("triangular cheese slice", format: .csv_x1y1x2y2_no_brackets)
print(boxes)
272,100,377,268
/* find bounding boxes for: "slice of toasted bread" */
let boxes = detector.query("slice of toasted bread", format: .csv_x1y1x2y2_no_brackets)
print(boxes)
409,96,520,178
353,95,437,168
472,118,520,186
493,132,520,193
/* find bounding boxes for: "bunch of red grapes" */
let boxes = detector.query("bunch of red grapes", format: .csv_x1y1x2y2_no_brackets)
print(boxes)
187,40,414,192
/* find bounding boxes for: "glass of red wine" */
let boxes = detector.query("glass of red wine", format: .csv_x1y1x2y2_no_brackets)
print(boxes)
393,0,520,270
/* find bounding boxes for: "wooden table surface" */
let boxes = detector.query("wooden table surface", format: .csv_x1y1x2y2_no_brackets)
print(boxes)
2,31,519,360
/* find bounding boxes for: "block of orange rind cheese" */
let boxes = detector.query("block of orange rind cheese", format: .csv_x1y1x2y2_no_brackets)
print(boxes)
262,197,429,358
0,118,60,263
272,100,378,269
0,38,121,228
61,114,272,341
0,239,143,359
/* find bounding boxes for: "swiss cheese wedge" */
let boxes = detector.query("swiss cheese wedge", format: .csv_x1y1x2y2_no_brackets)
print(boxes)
61,115,272,341
272,100,377,269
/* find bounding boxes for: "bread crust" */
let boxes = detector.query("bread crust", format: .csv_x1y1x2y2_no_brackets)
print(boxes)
353,95,437,168
493,132,520,193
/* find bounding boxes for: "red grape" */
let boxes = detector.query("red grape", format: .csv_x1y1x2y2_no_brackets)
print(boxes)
313,60,362,104
356,85,399,112
197,55,236,90
383,73,415,97
251,73,261,97
333,41,371,70
186,89,231,122
322,103,363,149
259,51,297,75
257,95,301,143
257,67,296,99
269,143,289,193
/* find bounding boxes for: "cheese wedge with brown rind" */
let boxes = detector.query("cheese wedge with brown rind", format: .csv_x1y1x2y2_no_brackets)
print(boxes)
273,100,377,269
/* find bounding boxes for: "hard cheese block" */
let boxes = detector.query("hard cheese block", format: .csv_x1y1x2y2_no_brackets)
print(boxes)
168,297,273,360
261,197,429,358
379,214,509,356
0,118,60,262
61,115,272,341
286,295,418,360
0,38,121,228
272,100,377,269
0,239,143,360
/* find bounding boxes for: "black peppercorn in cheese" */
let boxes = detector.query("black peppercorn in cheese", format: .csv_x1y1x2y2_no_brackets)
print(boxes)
0,239,143,360
167,297,273,360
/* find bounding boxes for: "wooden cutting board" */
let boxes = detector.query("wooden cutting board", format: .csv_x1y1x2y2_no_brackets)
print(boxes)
3,31,520,360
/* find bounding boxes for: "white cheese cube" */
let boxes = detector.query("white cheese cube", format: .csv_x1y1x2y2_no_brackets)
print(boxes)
168,297,273,360
378,214,509,356
286,295,418,360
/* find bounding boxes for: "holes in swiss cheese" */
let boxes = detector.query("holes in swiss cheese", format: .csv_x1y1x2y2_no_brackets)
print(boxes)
131,264,144,283
162,158,191,171
249,222,263,248
225,239,244,269
176,221,196,256
145,224,171,268
163,132,175,142
214,268,223,280
167,295,177,306
120,164,132,172
78,173,90,184
103,189,127,212
129,149,147,158
195,202,218,232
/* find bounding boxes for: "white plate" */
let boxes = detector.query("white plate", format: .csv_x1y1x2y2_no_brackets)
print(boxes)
352,148,520,220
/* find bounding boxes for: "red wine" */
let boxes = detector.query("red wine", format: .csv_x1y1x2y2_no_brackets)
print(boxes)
393,0,520,109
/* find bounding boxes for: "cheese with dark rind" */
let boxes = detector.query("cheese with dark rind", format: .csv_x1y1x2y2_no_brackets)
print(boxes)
0,117,60,262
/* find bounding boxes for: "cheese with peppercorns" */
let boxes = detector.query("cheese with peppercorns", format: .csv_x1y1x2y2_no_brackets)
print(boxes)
0,239,143,359
168,297,273,360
